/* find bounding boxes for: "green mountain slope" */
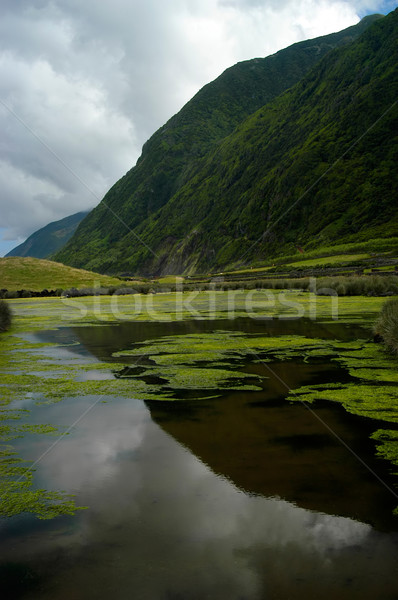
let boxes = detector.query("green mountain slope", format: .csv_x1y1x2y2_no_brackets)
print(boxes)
129,9,397,275
6,211,89,259
55,16,382,273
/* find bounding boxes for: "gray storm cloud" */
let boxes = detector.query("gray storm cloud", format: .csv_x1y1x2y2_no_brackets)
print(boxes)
0,0,387,247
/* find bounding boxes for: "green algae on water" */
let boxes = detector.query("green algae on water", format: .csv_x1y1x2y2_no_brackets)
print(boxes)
289,383,398,423
0,449,86,520
371,430,398,473
1,292,398,518
371,429,398,513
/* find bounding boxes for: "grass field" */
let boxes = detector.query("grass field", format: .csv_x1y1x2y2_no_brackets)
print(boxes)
270,238,398,267
285,253,371,268
156,276,185,284
220,266,274,276
225,238,398,273
0,257,123,291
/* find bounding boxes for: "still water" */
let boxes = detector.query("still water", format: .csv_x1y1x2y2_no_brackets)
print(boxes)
1,318,398,599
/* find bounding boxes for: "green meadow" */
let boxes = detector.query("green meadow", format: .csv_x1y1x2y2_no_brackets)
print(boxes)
0,257,123,292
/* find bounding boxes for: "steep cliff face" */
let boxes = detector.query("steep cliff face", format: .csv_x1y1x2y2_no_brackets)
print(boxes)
55,14,397,275
136,10,397,275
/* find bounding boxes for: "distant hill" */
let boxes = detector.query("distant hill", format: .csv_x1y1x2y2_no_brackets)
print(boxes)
6,211,89,259
57,10,398,275
55,15,383,274
0,257,122,292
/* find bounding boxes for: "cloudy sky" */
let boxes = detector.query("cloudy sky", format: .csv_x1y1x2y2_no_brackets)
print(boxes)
0,0,396,256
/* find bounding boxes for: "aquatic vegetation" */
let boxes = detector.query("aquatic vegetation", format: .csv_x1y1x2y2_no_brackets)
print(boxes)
371,430,398,473
371,429,398,514
0,446,86,520
327,342,398,383
112,332,337,395
287,338,398,510
113,331,328,362
0,452,85,519
143,365,263,391
1,291,398,519
288,341,398,421
290,383,398,422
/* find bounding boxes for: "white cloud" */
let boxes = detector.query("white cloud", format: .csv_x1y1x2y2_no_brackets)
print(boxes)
0,0,391,250
13,391,397,600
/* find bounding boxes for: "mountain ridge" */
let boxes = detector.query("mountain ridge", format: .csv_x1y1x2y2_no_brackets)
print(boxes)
55,15,384,274
6,211,89,260
142,10,398,274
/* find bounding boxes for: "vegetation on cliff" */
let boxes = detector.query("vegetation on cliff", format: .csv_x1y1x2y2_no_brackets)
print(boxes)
54,15,388,275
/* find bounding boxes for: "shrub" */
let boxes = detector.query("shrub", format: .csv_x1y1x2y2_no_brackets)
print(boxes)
4,290,18,299
366,276,387,296
0,300,12,332
373,298,398,355
61,287,79,297
315,275,397,296
113,287,137,295
335,283,347,296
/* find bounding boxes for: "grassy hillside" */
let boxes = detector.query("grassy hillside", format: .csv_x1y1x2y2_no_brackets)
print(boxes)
6,212,89,259
55,16,381,273
95,9,397,276
0,257,122,292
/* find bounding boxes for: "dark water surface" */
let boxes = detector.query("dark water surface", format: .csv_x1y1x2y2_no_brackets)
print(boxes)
1,318,398,599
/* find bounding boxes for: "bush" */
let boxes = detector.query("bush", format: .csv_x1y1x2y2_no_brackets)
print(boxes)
335,283,346,296
0,300,12,332
113,287,137,295
373,298,398,355
4,290,18,299
315,275,398,296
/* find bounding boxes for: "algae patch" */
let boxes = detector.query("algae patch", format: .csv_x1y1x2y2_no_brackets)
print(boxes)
372,430,398,472
2,293,398,519
111,332,336,394
0,449,85,520
289,342,398,423
287,340,398,503
0,332,91,520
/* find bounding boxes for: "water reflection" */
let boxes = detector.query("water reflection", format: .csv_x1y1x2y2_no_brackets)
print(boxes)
1,396,397,600
2,318,397,598
148,384,398,530
31,316,369,362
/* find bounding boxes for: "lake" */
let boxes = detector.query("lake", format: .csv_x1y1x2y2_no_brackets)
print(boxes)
1,314,398,599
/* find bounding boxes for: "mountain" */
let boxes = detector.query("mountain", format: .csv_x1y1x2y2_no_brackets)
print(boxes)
131,9,398,275
55,15,384,274
6,212,89,259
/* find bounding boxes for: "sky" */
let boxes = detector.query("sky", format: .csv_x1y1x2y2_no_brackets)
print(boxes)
0,0,396,256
